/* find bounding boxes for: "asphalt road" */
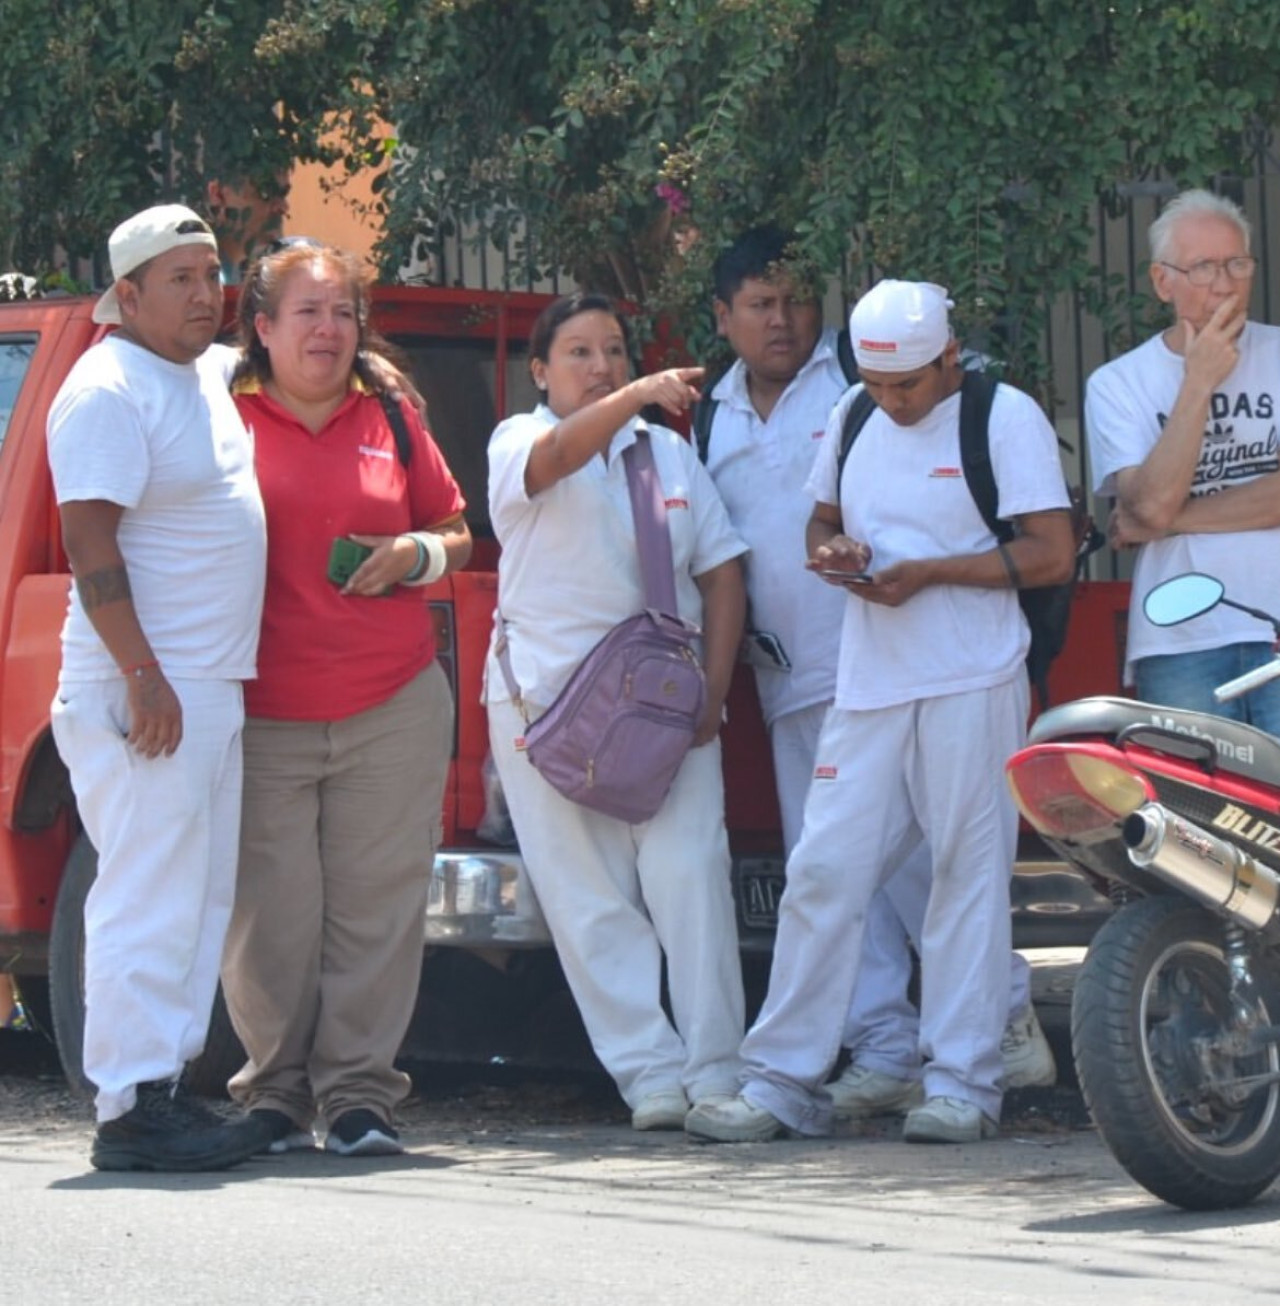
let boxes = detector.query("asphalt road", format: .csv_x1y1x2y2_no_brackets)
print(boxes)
3,1050,1279,1305
3,950,1278,1303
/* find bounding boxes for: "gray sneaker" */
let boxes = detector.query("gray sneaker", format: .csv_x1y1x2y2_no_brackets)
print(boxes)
903,1096,999,1144
631,1090,689,1132
685,1094,786,1144
1000,1004,1057,1089
827,1065,925,1120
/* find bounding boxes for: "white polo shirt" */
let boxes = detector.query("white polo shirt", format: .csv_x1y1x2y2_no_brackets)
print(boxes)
1086,323,1280,679
485,406,748,708
807,382,1068,710
704,327,851,726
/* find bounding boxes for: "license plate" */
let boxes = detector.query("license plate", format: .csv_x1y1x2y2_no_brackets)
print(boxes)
737,858,786,931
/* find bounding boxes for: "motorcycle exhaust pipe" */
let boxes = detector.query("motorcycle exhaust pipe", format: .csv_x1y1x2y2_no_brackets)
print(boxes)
1123,802,1280,931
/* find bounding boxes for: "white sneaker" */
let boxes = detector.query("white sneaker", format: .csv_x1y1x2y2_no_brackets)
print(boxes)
903,1096,999,1143
685,1094,786,1143
631,1089,689,1132
827,1065,925,1120
1001,1004,1057,1089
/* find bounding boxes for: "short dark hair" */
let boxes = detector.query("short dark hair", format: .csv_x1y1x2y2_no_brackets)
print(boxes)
712,224,800,304
528,292,631,365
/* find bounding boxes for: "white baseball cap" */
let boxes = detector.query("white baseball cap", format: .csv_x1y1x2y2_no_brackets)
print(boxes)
849,280,954,372
92,204,218,325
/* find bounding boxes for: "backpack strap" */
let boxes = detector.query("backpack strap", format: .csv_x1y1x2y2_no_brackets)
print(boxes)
955,371,1009,543
835,386,878,487
834,326,859,384
378,391,413,469
691,394,718,465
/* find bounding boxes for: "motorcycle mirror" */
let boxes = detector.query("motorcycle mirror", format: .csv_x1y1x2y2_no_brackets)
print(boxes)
1144,572,1225,626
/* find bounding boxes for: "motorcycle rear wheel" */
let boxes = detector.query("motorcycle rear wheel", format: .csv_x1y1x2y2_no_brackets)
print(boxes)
1072,894,1280,1210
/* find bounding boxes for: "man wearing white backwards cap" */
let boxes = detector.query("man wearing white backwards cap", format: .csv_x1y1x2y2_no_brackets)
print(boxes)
688,280,1073,1145
47,204,266,1170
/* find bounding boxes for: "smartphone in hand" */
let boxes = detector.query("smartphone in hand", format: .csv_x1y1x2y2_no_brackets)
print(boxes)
327,537,375,586
818,569,873,584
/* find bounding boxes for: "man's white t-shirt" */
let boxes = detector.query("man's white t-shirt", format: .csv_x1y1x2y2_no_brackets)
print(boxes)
1086,322,1280,680
47,335,267,685
704,327,849,727
485,406,747,709
806,382,1068,711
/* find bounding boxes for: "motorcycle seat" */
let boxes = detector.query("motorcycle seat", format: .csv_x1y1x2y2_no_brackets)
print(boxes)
1029,694,1280,789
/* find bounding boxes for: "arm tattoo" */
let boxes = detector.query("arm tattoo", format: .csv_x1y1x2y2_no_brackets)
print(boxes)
75,566,133,613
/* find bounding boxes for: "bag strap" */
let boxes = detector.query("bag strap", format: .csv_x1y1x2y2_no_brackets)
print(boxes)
493,427,679,717
692,394,718,465
378,391,413,469
955,371,1008,543
622,429,679,616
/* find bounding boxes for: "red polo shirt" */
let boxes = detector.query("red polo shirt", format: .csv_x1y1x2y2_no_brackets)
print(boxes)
235,382,465,720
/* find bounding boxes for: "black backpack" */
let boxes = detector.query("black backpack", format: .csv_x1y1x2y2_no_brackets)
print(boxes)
692,327,858,464
837,370,1089,710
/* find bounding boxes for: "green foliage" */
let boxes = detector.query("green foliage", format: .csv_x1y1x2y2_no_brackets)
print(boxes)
5,0,1280,395
0,0,357,273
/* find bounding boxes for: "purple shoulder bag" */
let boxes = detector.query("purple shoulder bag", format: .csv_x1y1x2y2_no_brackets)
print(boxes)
497,431,706,824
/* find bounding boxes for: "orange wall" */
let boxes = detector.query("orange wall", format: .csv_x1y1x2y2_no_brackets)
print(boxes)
284,143,385,268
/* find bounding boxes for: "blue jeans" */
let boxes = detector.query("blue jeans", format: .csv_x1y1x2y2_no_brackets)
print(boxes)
1134,642,1280,738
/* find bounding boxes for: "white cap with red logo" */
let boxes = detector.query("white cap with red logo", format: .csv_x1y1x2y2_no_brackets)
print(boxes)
849,280,954,372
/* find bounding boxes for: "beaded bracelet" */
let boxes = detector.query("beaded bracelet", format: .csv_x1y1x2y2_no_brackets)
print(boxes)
121,659,160,677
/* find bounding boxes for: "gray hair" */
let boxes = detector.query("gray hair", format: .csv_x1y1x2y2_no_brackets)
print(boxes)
1149,189,1251,263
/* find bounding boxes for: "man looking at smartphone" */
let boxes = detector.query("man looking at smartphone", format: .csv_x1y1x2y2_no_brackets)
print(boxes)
698,230,1056,1127
47,204,267,1170
688,280,1073,1144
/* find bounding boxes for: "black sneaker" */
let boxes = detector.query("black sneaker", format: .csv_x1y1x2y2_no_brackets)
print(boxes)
324,1108,403,1157
243,1108,316,1155
90,1081,262,1172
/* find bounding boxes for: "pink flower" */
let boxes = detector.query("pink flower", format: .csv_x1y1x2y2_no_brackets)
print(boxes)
655,182,690,215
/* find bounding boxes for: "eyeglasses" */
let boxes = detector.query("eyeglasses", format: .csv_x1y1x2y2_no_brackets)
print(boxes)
1158,255,1257,286
263,235,324,256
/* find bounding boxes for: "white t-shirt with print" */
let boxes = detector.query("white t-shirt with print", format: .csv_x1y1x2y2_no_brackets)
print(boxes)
806,382,1069,711
47,334,267,685
705,327,849,726
485,406,748,708
1086,323,1280,679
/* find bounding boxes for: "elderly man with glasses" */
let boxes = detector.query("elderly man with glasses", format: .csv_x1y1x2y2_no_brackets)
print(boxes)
1086,188,1280,732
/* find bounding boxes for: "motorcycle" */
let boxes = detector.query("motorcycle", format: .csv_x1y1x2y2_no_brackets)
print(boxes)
1005,572,1280,1211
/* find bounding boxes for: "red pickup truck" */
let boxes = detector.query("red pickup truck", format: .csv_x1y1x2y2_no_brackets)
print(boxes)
0,283,1125,1088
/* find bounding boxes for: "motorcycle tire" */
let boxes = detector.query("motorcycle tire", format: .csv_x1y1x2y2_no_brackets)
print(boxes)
1073,894,1280,1211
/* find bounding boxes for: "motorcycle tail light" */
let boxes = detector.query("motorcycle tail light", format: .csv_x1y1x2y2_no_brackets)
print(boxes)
1006,743,1154,841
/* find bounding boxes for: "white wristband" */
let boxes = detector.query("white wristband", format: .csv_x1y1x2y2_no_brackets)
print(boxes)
402,531,448,587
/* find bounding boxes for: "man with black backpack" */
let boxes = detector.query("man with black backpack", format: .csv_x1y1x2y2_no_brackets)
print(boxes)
696,233,1055,1129
687,280,1074,1146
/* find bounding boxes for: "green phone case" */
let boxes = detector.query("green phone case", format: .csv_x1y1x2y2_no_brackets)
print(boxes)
327,537,374,586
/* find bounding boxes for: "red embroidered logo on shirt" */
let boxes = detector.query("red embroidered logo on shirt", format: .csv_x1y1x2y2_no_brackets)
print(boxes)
930,466,963,478
814,764,838,780
664,497,689,511
812,429,826,440
514,736,527,752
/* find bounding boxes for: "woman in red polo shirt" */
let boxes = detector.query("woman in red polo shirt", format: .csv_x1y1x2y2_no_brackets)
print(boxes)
222,241,471,1158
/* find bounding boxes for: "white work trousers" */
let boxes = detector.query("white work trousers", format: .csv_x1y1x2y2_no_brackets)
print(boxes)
51,677,245,1122
771,700,1030,1081
489,699,744,1108
743,678,1027,1133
